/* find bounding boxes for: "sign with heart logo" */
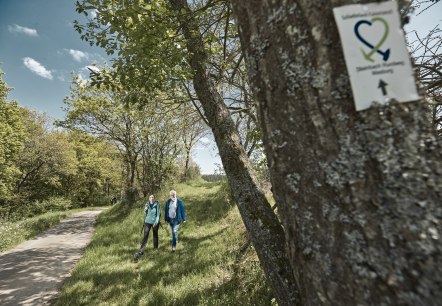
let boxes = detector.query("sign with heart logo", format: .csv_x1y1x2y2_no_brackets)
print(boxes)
333,1,420,111
354,17,390,62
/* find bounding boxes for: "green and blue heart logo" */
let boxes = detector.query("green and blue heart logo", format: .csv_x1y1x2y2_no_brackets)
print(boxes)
354,17,390,62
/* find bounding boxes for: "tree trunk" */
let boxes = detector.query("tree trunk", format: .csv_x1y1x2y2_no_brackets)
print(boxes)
230,0,442,305
184,146,191,179
169,0,300,304
124,154,138,203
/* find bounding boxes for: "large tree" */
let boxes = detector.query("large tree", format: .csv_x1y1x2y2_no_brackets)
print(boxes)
60,77,187,200
75,1,299,303
230,0,442,305
137,95,182,195
60,77,144,201
67,131,121,206
177,104,209,179
15,110,77,201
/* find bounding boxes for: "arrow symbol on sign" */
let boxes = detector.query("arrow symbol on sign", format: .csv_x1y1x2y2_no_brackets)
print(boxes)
378,79,388,95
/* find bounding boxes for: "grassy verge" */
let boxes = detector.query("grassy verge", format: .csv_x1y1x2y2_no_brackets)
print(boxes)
54,179,274,305
0,207,107,254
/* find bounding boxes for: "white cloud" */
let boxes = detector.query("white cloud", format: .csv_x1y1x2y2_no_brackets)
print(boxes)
8,24,38,37
78,65,101,80
85,65,101,74
66,49,89,62
23,57,53,80
76,66,96,84
90,9,97,19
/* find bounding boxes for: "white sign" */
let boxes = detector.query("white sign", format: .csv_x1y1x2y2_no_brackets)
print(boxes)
333,1,420,111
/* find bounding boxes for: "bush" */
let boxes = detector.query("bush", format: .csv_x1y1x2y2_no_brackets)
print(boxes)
10,196,72,219
31,196,72,215
85,194,111,207
180,163,201,181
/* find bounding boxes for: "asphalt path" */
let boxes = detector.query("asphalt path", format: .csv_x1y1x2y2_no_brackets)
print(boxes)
0,209,105,305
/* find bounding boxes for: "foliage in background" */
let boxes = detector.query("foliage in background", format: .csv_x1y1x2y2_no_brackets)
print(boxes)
0,73,122,220
9,197,72,220
60,75,207,201
67,131,121,207
15,110,77,202
201,174,226,182
0,69,26,204
1,69,207,221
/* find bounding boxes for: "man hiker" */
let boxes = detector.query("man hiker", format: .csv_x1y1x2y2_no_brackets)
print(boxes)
164,190,186,252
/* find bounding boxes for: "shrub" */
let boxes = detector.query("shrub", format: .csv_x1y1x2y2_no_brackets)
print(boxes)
10,196,72,219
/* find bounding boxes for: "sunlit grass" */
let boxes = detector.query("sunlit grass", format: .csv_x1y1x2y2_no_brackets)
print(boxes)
54,179,274,305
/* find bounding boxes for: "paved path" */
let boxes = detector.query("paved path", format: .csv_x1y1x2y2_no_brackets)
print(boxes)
0,209,105,305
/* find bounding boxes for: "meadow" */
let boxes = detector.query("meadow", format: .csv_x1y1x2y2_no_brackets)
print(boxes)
54,179,274,305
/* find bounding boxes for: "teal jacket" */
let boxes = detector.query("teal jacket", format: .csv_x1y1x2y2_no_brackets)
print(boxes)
144,201,160,225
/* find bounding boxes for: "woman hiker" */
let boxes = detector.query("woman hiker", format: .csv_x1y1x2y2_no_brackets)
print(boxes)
164,190,186,252
136,194,161,257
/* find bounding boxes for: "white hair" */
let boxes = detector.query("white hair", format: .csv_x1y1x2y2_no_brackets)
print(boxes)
170,190,177,196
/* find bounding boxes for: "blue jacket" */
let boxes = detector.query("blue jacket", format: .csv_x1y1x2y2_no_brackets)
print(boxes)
164,198,186,224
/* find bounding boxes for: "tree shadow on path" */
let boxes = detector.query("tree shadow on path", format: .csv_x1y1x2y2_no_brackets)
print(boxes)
0,210,103,306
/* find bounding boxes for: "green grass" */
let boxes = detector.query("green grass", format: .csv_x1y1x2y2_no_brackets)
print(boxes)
54,179,274,305
0,207,105,253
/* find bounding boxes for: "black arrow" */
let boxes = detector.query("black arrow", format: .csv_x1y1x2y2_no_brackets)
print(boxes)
378,79,388,96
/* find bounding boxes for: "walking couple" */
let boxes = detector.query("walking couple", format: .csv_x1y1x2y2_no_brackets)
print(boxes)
136,190,186,257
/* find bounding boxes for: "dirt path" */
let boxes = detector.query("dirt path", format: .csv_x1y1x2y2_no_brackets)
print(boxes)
0,208,105,305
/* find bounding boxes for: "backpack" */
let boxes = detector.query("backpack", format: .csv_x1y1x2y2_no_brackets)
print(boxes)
145,202,160,221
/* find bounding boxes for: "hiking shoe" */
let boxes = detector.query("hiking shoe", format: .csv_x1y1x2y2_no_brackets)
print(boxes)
171,246,176,252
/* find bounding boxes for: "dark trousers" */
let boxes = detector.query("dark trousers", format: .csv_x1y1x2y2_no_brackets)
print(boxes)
139,223,159,253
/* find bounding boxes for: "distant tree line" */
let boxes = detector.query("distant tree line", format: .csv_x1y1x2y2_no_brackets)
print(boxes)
1,70,121,219
201,174,226,182
0,69,206,220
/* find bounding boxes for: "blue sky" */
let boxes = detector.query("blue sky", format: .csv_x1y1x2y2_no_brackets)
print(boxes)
0,0,108,118
0,0,221,174
0,0,440,174
404,1,442,38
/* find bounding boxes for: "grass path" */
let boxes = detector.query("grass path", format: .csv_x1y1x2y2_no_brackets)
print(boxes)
54,180,274,305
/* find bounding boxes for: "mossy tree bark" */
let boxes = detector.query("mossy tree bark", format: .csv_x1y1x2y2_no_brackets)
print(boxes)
169,0,300,305
230,0,442,305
